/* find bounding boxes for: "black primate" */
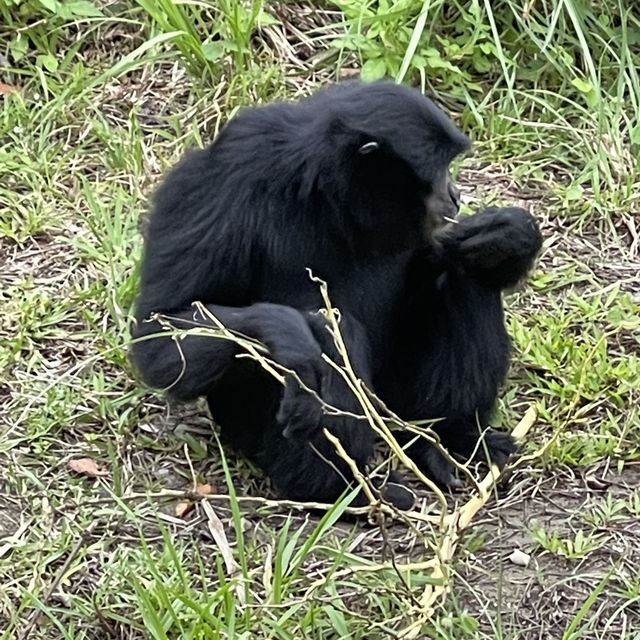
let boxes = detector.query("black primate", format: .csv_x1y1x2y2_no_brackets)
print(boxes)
131,81,542,509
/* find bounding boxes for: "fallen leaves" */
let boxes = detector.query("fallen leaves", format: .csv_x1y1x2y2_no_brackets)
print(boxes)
67,456,218,520
201,499,246,604
0,83,19,95
175,482,216,517
68,458,109,477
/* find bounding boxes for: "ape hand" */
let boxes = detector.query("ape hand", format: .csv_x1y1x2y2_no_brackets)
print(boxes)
274,359,325,440
437,207,542,287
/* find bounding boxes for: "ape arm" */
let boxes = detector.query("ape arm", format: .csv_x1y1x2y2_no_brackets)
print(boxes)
130,302,322,402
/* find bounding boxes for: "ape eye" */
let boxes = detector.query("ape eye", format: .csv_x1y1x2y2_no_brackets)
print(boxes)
358,141,379,155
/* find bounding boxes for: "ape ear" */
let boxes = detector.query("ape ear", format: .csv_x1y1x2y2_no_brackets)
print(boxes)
358,141,379,155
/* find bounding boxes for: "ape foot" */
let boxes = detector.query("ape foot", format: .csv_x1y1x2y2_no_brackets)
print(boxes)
350,470,415,510
374,471,416,510
478,429,517,469
410,445,463,489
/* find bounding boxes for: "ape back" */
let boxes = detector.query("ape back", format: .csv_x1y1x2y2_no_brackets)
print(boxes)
134,81,471,325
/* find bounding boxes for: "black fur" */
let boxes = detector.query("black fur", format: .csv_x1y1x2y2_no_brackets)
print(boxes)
131,81,542,508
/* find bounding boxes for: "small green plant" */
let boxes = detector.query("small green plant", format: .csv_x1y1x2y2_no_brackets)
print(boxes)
332,0,500,90
583,491,640,528
329,0,640,187
135,0,279,79
582,495,629,528
0,0,103,60
531,527,605,559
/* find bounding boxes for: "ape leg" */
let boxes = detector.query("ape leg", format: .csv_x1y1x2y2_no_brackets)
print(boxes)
253,312,414,508
133,302,413,508
399,207,541,477
379,265,513,487
207,363,353,504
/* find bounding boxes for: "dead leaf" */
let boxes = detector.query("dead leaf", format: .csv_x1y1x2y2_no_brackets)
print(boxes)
0,83,18,95
68,457,109,477
201,499,245,603
175,500,194,518
175,482,216,517
195,482,215,495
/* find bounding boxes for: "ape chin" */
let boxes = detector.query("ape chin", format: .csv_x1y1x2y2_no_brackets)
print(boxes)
130,81,543,509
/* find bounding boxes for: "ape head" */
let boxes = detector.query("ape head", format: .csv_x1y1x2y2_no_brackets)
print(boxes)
305,82,471,251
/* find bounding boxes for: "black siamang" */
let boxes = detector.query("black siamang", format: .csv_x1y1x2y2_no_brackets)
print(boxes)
131,81,542,509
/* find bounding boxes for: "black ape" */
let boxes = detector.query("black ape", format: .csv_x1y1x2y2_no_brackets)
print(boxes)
131,81,542,509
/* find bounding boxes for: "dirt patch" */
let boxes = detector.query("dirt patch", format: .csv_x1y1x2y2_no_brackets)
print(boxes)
456,462,640,638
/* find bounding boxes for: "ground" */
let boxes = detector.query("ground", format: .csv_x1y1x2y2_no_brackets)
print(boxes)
1,2,639,639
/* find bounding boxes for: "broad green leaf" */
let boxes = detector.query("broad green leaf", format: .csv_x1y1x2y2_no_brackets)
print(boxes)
202,42,225,62
564,184,584,201
37,0,59,12
10,34,28,62
361,57,387,82
65,1,104,17
256,9,280,27
571,77,593,94
37,53,58,72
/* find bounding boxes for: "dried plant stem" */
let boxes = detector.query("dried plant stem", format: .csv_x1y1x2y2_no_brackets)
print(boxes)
151,280,540,634
313,276,452,521
399,404,538,639
83,488,445,521
323,428,378,505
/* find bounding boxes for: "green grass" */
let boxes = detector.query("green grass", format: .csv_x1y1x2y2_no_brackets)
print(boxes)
1,0,639,638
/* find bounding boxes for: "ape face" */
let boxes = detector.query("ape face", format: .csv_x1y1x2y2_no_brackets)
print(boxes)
355,138,462,231
422,168,461,232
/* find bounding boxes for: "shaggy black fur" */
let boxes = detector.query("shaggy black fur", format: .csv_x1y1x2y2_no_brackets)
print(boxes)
131,81,542,509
